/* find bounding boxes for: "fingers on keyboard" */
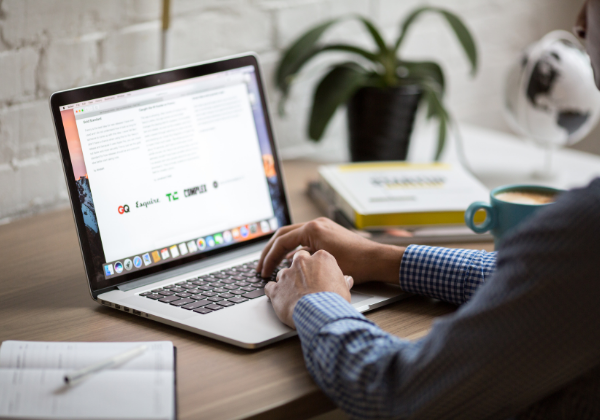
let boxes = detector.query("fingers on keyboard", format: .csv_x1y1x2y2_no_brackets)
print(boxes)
141,259,279,313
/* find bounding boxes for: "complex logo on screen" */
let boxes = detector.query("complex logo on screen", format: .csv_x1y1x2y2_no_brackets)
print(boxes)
184,185,207,197
117,205,130,214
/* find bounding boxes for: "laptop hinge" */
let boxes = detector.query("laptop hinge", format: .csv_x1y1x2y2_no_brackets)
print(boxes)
117,241,267,292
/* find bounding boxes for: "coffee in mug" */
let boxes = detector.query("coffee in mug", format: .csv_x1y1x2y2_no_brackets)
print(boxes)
465,184,563,247
494,191,556,205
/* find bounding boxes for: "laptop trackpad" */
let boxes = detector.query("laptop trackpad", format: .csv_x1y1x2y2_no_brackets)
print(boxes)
350,291,372,305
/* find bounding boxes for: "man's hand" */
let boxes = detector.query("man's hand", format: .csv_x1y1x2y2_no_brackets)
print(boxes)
257,217,405,284
265,250,353,328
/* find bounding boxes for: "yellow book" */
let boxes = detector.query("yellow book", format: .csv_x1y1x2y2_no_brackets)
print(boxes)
318,162,489,229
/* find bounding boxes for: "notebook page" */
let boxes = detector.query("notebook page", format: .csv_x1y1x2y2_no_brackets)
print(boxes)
0,369,174,419
0,341,173,371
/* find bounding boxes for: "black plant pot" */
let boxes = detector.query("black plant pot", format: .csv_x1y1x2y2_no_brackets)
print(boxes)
347,85,422,162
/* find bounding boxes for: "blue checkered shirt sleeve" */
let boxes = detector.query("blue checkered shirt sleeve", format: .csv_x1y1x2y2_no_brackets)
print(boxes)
399,245,497,305
291,246,498,418
293,178,600,420
294,292,420,419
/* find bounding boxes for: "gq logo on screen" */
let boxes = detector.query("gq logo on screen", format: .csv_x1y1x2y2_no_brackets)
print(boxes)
118,204,130,214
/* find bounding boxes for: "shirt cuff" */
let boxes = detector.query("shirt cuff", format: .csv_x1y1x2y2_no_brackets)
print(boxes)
293,292,371,342
399,244,487,305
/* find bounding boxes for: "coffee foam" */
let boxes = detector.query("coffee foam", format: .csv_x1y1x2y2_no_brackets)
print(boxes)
495,191,555,205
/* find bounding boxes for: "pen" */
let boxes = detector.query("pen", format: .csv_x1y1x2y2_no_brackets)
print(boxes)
64,344,148,385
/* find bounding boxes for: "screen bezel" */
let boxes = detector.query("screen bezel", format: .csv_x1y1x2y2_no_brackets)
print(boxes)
50,54,291,298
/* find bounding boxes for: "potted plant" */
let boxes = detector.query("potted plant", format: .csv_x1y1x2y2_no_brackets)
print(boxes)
275,7,478,161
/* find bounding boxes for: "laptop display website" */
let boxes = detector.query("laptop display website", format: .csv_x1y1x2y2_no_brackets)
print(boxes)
57,64,287,292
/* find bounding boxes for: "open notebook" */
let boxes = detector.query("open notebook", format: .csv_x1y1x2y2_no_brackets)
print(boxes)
0,341,176,420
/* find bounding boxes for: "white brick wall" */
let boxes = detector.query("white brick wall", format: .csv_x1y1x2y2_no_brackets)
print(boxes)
0,0,589,222
0,48,38,102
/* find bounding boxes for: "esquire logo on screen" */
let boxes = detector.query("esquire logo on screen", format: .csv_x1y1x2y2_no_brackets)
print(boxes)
136,198,160,208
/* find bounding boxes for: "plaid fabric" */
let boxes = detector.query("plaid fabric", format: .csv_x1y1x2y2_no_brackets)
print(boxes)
400,245,496,305
294,179,600,420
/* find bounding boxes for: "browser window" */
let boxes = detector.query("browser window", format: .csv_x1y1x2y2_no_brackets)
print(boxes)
59,66,283,283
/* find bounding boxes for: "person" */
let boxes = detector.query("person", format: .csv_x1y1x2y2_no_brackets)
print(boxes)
258,2,600,419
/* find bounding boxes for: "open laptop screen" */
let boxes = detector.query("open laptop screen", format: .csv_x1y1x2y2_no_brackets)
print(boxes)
51,56,290,293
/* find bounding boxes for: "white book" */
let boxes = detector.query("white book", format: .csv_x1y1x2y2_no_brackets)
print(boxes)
318,162,489,229
0,341,175,420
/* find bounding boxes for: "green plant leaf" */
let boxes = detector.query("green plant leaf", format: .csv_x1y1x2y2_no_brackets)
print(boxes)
275,16,388,95
355,16,399,86
275,15,398,115
308,63,370,141
356,16,388,54
435,113,447,161
400,61,445,97
276,44,380,116
420,82,450,160
319,44,380,64
438,10,478,75
425,83,449,118
275,18,342,94
401,61,445,120
394,7,478,75
394,7,429,52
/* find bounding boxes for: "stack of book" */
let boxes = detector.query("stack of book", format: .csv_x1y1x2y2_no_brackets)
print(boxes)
308,162,492,245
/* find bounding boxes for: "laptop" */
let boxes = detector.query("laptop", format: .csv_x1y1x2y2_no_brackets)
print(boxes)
49,53,407,349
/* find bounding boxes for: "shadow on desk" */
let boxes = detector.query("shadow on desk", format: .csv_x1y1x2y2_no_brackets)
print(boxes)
366,295,456,341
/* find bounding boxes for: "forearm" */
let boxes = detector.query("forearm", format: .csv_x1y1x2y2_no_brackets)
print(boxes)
303,323,418,419
361,243,406,284
294,293,420,419
296,277,600,420
296,292,527,419
296,182,600,420
358,244,497,304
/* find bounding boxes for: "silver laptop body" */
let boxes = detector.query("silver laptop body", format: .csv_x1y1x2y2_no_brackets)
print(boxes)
50,53,407,349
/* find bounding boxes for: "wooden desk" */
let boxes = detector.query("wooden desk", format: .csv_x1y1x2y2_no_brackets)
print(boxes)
0,160,493,420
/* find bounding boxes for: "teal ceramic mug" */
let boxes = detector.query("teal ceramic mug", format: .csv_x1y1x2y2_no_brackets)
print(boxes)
465,184,563,247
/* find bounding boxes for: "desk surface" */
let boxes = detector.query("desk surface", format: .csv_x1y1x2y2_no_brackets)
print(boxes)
0,160,493,420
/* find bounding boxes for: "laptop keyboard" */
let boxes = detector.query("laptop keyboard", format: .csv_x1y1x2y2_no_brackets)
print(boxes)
139,259,290,314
